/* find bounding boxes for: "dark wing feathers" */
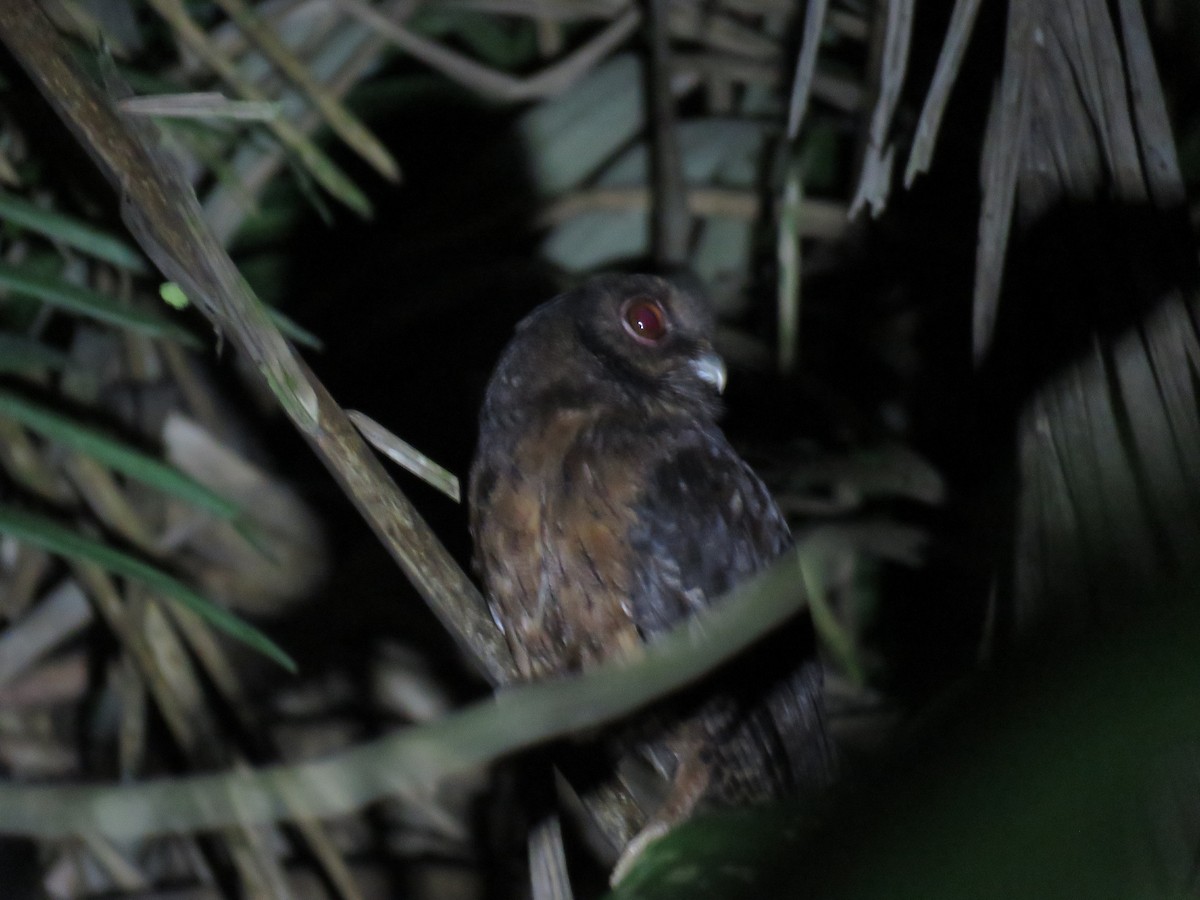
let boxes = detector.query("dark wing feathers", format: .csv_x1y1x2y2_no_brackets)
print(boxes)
625,424,836,801
627,425,791,638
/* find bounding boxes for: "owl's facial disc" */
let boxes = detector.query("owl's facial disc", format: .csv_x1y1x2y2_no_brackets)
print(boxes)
690,351,727,395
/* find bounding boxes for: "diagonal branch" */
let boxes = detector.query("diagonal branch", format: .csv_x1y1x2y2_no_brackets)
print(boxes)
0,0,516,686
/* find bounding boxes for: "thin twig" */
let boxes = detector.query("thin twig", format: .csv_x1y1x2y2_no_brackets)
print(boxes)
118,93,280,121
435,0,627,18
537,186,848,238
335,0,641,102
646,0,689,267
667,4,778,59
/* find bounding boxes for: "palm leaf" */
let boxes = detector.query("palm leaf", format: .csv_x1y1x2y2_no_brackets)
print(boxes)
0,261,200,346
0,505,294,672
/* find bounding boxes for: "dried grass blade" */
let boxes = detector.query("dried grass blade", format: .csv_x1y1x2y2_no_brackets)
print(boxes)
0,506,296,672
0,580,92,688
849,0,914,218
786,0,829,140
203,5,397,244
1115,0,1186,207
167,606,365,900
208,0,400,181
973,0,1033,361
62,453,159,550
118,92,280,121
349,410,460,502
144,0,372,216
126,590,294,897
904,0,983,187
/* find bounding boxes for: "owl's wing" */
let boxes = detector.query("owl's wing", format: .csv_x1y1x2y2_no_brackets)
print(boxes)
625,423,836,802
626,424,792,636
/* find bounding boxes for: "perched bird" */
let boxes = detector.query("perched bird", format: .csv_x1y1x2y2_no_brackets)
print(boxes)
469,273,836,874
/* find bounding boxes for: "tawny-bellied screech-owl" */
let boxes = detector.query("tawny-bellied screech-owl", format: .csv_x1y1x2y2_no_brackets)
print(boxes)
468,273,836,872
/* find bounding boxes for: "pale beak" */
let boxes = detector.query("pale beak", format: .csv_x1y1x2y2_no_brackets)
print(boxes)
691,351,727,395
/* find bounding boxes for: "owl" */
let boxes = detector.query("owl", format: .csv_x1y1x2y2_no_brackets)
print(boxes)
469,273,836,875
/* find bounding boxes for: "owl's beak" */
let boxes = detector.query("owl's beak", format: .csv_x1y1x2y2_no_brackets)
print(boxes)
691,351,727,395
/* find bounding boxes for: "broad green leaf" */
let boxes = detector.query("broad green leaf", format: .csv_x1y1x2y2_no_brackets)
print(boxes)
0,262,201,347
0,390,239,521
609,805,815,900
518,55,645,197
0,505,295,672
0,191,147,272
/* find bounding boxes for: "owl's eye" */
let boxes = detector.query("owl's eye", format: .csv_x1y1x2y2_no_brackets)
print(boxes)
621,297,668,345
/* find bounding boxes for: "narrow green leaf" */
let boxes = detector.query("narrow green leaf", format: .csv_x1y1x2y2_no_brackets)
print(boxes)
0,334,69,373
0,505,295,672
0,191,147,272
799,549,865,684
266,307,323,350
0,390,239,521
0,262,201,347
161,280,320,349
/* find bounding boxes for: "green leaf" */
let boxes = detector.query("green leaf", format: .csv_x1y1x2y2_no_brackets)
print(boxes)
0,191,147,272
0,262,201,347
161,279,319,349
265,307,322,350
0,334,69,373
0,505,295,672
0,390,240,521
609,804,815,900
411,9,538,69
160,282,190,309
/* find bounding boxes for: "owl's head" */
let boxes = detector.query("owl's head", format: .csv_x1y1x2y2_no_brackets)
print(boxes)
489,273,726,423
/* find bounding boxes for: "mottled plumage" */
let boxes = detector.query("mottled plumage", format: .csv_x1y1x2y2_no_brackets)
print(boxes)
469,273,836,867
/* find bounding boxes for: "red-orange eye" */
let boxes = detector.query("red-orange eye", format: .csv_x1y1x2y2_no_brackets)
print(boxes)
621,297,668,345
